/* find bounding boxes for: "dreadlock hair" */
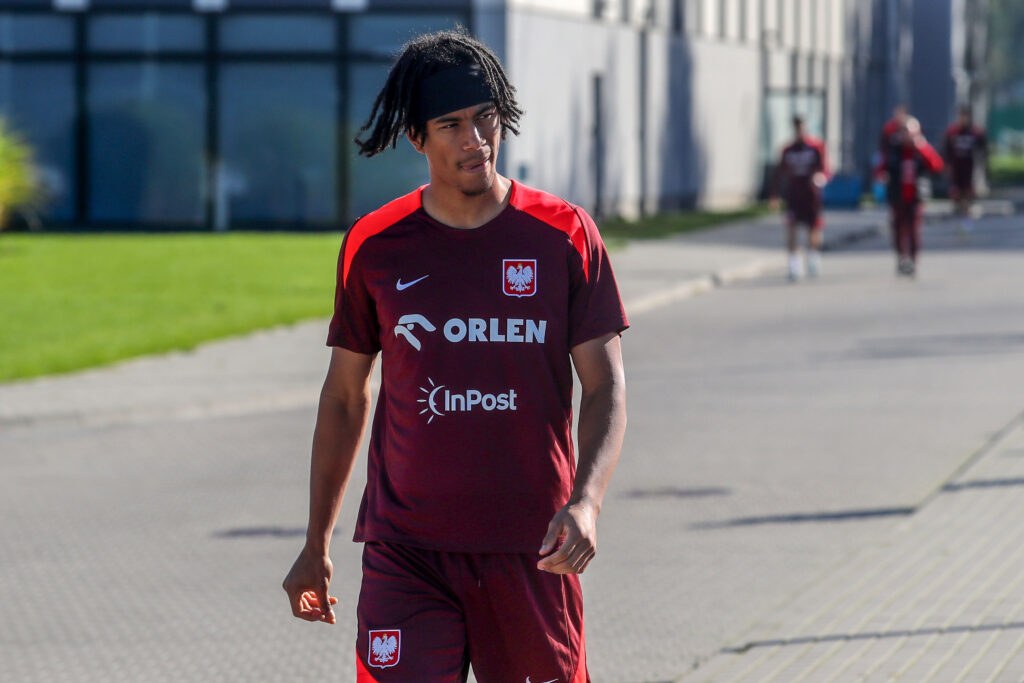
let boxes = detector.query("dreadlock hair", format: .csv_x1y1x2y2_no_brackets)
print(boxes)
354,28,524,157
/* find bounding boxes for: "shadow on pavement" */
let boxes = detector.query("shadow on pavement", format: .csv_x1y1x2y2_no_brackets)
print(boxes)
692,506,916,530
212,526,308,539
942,477,1024,492
621,485,731,500
724,620,1024,654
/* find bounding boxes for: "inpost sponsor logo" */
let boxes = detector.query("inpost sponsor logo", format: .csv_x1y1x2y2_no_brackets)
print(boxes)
417,377,518,423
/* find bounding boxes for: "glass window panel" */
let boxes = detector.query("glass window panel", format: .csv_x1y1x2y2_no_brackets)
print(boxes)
89,14,205,52
87,63,207,224
0,14,74,52
348,63,428,218
761,90,825,165
0,62,76,220
220,15,334,53
219,63,337,224
348,14,463,57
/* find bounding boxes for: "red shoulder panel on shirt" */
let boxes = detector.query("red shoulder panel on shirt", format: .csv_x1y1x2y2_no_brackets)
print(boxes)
509,182,591,279
343,186,424,286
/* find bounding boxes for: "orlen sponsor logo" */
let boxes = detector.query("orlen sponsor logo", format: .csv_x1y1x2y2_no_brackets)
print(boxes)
443,317,546,343
394,314,546,350
417,377,518,424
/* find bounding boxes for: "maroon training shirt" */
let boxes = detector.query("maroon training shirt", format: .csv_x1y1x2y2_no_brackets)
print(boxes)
327,181,629,553
772,135,830,226
943,123,986,187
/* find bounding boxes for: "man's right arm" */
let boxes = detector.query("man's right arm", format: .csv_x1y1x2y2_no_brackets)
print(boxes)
282,346,376,624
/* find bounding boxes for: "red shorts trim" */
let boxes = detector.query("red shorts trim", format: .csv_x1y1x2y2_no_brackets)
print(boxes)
356,657,381,682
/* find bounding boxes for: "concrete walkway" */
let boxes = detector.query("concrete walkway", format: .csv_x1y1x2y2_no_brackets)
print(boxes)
1,199,1021,682
685,412,1024,682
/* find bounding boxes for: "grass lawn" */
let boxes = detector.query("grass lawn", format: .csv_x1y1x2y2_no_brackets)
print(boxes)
990,154,1024,185
0,232,342,382
0,205,767,382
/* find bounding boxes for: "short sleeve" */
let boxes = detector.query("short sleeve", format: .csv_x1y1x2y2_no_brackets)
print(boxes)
326,231,381,353
567,207,629,348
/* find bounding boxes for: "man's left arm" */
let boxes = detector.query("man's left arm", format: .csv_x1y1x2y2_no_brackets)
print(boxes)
537,332,626,574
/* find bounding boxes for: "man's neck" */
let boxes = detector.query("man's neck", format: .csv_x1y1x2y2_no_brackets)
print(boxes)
422,175,512,230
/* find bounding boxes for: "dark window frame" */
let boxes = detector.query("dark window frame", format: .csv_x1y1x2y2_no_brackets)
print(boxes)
0,4,471,231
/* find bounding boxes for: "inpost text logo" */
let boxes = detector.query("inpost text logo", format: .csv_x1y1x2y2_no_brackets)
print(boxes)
417,377,518,424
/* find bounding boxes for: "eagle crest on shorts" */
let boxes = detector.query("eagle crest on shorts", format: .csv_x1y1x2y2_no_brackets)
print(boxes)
368,629,401,668
503,259,537,297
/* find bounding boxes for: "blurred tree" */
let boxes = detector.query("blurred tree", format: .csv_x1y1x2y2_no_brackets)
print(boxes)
0,118,43,231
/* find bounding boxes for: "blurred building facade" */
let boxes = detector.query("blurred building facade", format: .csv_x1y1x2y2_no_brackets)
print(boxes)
0,0,980,229
844,0,989,178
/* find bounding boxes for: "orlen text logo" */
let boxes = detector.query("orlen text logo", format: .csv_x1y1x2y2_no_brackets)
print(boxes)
417,377,518,424
394,314,547,350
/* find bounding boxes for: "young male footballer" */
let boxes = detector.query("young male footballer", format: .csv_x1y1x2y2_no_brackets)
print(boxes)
283,29,628,682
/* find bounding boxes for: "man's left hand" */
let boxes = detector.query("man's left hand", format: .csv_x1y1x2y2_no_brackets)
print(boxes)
537,500,598,574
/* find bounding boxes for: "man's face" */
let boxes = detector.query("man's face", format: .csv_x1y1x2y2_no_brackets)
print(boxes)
409,102,501,197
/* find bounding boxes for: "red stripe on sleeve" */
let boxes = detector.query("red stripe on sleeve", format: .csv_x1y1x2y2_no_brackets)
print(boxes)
917,140,945,173
342,186,424,287
509,181,590,280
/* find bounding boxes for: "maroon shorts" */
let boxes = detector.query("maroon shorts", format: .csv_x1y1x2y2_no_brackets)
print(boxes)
786,207,824,230
355,542,588,683
950,165,974,200
786,189,823,230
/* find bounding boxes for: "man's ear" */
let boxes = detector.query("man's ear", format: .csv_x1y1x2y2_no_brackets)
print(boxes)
406,130,425,154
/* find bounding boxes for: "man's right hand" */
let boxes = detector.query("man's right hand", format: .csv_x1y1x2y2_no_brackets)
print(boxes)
283,548,338,624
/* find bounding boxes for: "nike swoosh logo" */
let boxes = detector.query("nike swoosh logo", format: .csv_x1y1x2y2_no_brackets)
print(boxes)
396,275,429,291
525,678,558,683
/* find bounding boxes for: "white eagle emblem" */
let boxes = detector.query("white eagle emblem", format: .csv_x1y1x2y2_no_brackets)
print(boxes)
506,264,534,292
372,634,398,662
503,259,538,297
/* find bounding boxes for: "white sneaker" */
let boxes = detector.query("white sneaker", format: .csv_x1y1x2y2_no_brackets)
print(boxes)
806,251,822,277
787,254,802,282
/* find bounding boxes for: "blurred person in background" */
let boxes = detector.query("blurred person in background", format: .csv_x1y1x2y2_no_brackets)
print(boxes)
769,115,832,281
943,104,988,236
875,116,945,277
874,104,911,207
880,104,909,153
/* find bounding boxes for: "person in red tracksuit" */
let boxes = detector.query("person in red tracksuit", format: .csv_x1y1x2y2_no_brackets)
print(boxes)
879,104,909,156
875,117,944,277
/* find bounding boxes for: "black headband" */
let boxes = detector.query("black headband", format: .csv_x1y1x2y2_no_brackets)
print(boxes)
413,63,495,124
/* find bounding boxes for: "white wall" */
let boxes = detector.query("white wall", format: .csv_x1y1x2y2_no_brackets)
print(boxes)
493,0,851,215
504,10,641,215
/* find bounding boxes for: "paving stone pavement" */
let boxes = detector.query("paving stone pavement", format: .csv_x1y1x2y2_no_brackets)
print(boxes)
1,202,1015,683
685,413,1024,682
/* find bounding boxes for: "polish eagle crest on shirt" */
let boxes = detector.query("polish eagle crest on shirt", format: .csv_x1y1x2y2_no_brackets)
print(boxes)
368,629,401,668
503,259,538,297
